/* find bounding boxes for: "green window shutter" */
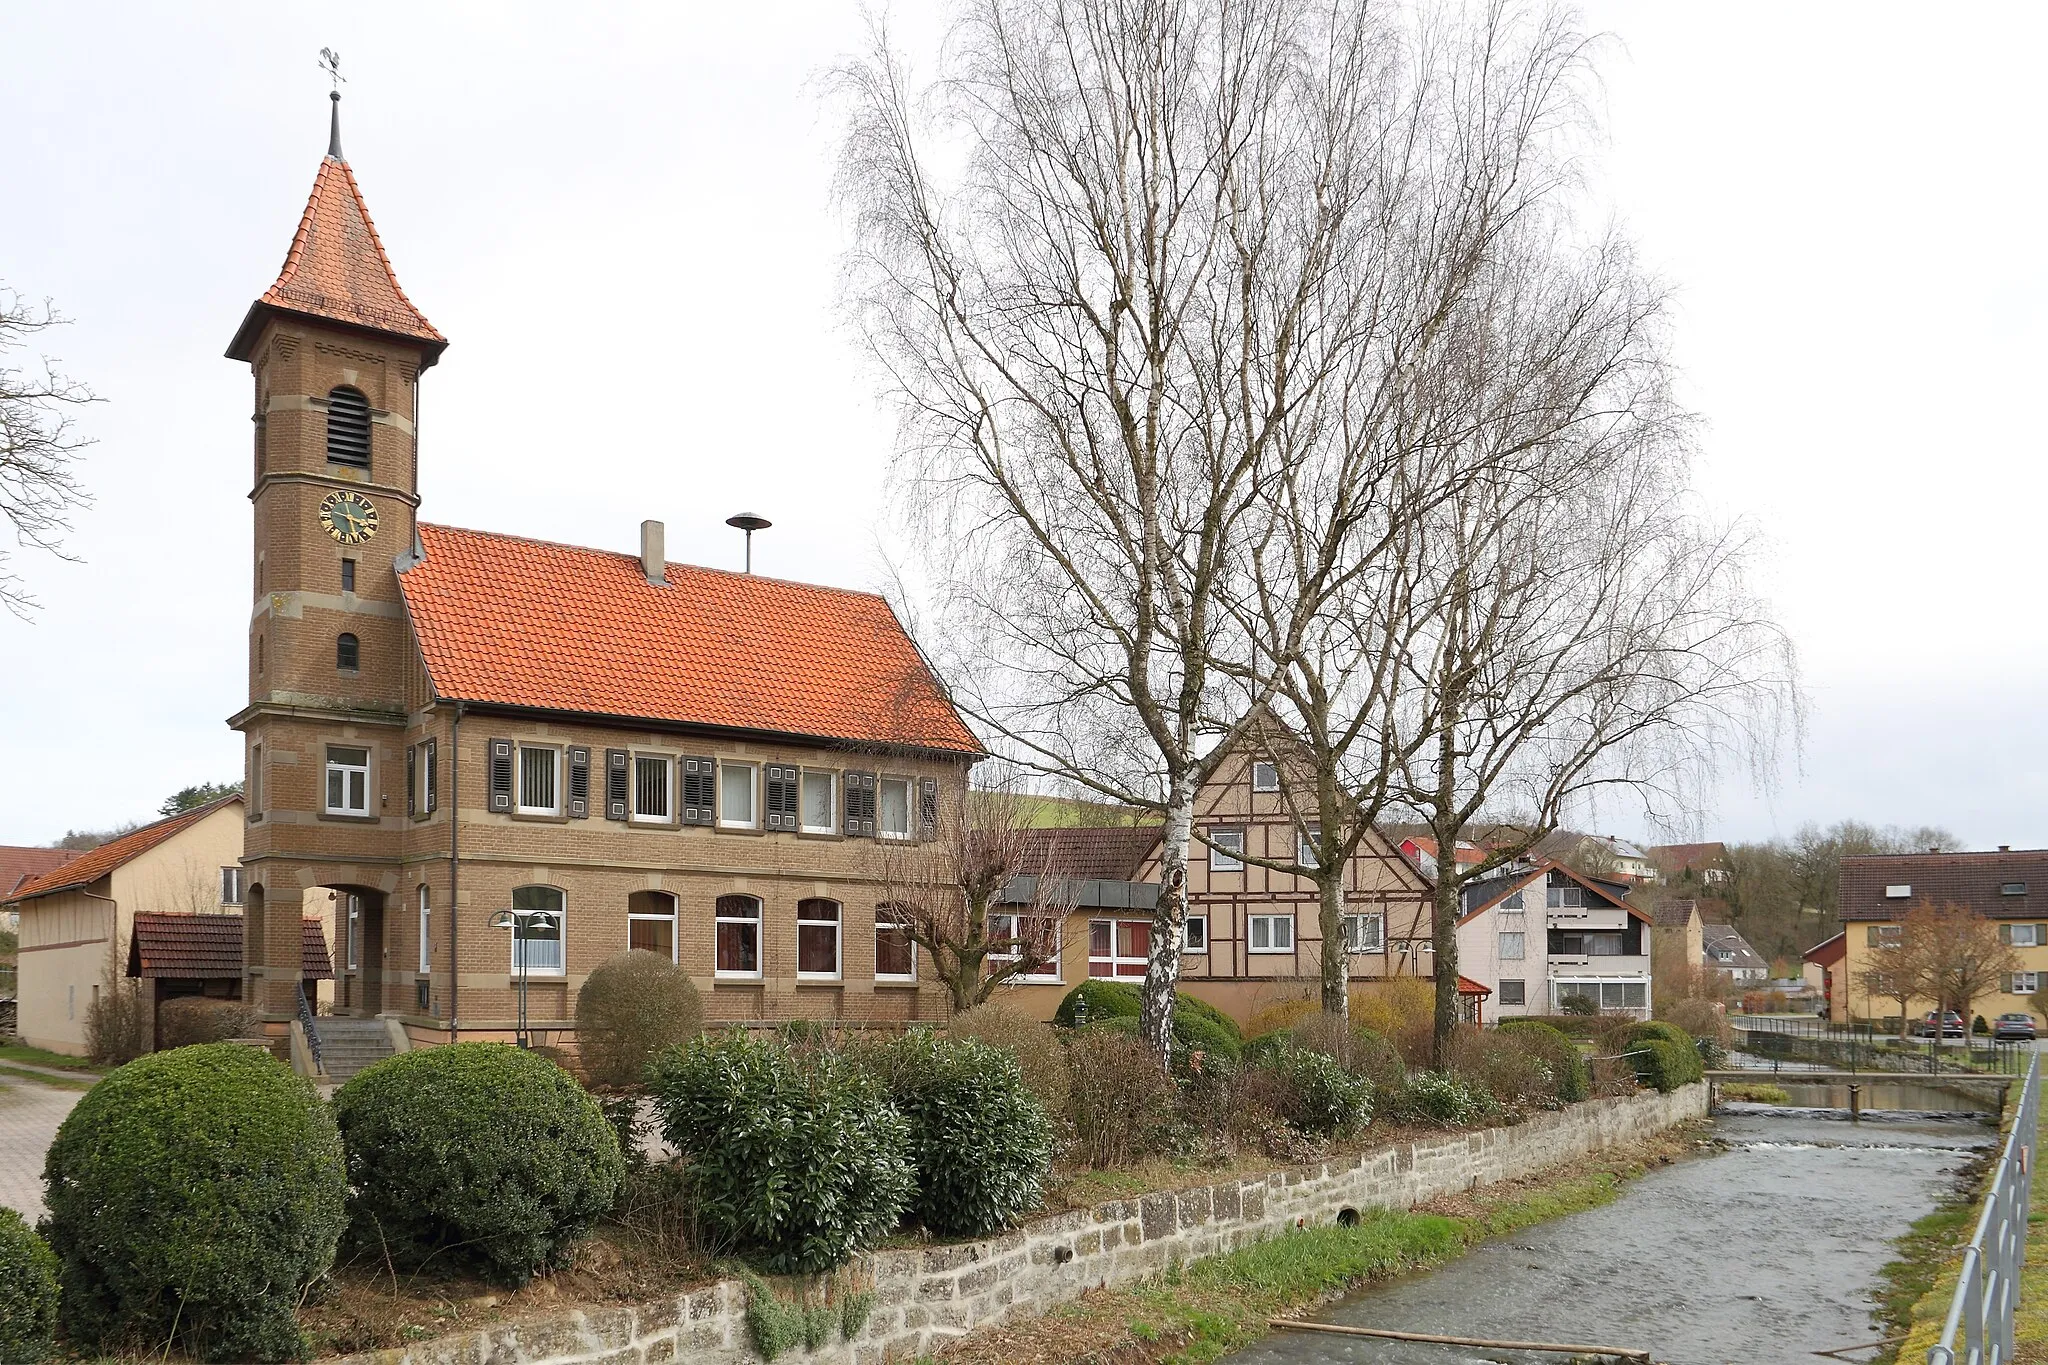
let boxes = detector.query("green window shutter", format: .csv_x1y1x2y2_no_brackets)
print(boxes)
2002,924,2014,945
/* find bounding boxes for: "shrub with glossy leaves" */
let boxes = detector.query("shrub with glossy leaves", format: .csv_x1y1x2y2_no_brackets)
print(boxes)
1397,1070,1495,1127
334,1043,624,1286
1266,1046,1372,1136
649,1032,913,1272
0,1209,58,1365
42,1043,344,1362
875,1031,1053,1236
945,1003,1071,1118
575,950,705,1091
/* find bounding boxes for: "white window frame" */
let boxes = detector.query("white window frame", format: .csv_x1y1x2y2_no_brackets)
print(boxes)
1248,912,1295,953
1343,911,1384,954
516,745,561,816
346,893,361,971
1251,761,1280,793
1087,918,1151,979
220,866,244,906
325,745,370,816
874,905,917,982
1550,978,1649,1013
1297,824,1320,867
2011,924,2042,947
1184,913,1209,954
509,886,566,976
1499,930,1525,960
799,769,837,835
628,893,680,962
417,884,432,973
718,763,758,830
2015,972,2041,995
877,775,915,841
1547,881,1586,909
1209,828,1245,872
797,898,844,981
988,912,1062,983
715,894,764,979
631,752,674,824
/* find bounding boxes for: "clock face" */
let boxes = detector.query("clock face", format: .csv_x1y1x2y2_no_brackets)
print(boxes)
319,490,379,545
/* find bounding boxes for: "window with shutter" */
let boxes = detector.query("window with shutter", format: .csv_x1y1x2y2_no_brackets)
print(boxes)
424,739,438,812
488,739,514,812
919,778,939,841
765,765,800,829
843,771,876,837
605,749,629,820
567,746,592,819
406,745,417,817
681,757,716,825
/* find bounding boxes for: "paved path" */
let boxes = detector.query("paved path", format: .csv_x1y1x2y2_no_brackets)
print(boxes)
0,1075,83,1223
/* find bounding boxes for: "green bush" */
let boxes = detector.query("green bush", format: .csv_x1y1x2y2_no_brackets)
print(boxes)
1396,1070,1495,1127
871,1031,1053,1236
1053,980,1243,1062
1267,1047,1373,1136
575,950,705,1091
1557,992,1600,1017
649,1032,913,1272
334,1043,624,1286
1974,1015,1990,1036
0,1209,58,1365
1625,1020,1695,1050
42,1044,343,1362
1627,1037,1703,1093
1054,979,1141,1026
1496,1019,1592,1103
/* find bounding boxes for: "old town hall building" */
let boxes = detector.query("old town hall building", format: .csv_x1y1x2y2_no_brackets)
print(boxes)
229,99,978,1045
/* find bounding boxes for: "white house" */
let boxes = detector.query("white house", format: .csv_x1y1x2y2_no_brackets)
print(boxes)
1456,860,1654,1019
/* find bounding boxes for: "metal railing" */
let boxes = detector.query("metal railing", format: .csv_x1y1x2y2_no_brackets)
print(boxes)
1929,1052,2039,1365
296,981,324,1075
1733,1016,2033,1077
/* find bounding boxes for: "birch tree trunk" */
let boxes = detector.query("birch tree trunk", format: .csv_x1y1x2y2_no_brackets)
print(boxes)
1144,788,1197,1062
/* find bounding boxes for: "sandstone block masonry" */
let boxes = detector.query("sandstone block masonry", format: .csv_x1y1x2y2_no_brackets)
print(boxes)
329,1083,1706,1365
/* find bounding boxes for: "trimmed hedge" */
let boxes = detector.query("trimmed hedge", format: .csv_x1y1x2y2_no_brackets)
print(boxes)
873,1031,1053,1236
650,1032,914,1273
1496,1019,1592,1103
42,1043,344,1362
0,1209,58,1365
1620,1021,1704,1092
1052,980,1243,1061
1626,1019,1695,1049
334,1043,624,1286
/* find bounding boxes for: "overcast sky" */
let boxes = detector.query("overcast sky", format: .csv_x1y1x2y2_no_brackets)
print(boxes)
0,3,2040,850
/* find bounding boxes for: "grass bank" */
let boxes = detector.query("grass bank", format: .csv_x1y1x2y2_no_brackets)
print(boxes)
0,1062,95,1090
1880,1096,2017,1362
0,1043,109,1073
936,1124,1706,1365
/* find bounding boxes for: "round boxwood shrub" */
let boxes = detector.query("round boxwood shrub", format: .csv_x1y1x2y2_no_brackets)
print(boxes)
1496,1019,1592,1103
575,949,705,1090
0,1209,58,1364
1626,1019,1695,1050
334,1043,624,1286
1053,980,1243,1061
876,1031,1053,1236
42,1043,344,1362
649,1032,914,1272
1627,1038,1703,1093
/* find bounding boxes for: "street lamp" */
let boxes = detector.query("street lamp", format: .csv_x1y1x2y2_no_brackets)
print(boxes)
488,906,560,1048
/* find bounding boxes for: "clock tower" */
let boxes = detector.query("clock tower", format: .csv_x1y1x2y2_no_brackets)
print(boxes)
226,91,448,1024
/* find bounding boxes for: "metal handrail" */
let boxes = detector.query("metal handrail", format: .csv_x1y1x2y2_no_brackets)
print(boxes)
1929,1052,2039,1365
296,980,325,1075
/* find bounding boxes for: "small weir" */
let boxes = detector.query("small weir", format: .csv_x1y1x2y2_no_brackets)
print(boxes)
1225,1073,1996,1365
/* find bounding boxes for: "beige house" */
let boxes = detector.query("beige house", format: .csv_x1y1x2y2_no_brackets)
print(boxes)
5,796,246,1055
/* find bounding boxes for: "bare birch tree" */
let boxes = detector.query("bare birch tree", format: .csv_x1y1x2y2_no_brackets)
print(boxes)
0,287,96,617
836,0,1616,1062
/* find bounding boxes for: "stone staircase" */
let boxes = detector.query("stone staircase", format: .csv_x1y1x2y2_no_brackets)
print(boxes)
312,1017,398,1081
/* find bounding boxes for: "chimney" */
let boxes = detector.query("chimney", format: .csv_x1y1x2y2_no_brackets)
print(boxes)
640,520,666,585
2001,845,2012,852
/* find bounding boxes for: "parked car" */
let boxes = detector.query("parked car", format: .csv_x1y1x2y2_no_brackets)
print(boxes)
1911,1011,1968,1038
1993,1013,2038,1042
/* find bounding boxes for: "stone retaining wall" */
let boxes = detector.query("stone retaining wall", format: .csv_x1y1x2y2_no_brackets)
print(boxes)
330,1083,1706,1365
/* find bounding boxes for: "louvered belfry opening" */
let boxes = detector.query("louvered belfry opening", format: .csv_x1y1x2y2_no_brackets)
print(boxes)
325,385,372,467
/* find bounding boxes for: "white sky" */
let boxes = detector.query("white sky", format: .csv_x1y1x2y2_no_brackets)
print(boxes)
0,3,2040,850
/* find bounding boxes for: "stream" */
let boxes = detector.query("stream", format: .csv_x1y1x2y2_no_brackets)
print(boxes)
1224,1106,1993,1365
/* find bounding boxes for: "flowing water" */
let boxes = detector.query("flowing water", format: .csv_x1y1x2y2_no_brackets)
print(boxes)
1224,1110,1993,1365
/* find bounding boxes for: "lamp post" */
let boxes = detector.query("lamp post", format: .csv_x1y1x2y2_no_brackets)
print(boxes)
488,906,560,1048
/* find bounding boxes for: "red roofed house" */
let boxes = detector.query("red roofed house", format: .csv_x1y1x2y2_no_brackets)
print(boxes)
5,797,246,1054
227,96,977,1058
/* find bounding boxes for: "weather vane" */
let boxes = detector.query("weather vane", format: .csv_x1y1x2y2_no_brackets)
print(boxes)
319,48,345,92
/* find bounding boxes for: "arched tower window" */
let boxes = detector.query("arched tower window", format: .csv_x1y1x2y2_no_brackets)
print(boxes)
325,386,371,467
336,633,359,671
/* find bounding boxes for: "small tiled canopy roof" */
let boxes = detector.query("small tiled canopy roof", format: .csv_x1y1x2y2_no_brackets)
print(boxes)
226,149,446,363
1457,975,1492,997
1019,826,1164,881
1839,849,2048,922
127,913,334,981
7,796,241,903
400,524,981,754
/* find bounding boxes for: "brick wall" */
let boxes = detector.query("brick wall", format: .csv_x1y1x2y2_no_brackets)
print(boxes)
325,1083,1706,1365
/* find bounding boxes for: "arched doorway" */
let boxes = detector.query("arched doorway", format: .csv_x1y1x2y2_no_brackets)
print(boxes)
311,884,387,1016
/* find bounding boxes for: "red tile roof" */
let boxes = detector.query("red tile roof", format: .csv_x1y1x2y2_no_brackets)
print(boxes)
400,525,981,754
0,846,80,898
1647,842,1730,875
6,796,242,903
1020,826,1164,881
1457,975,1491,996
226,153,445,363
127,912,333,981
1839,849,2048,921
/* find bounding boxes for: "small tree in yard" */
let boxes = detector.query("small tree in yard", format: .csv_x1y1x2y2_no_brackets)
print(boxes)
869,786,1075,1013
1910,900,2020,1031
1858,940,1921,1039
83,935,145,1064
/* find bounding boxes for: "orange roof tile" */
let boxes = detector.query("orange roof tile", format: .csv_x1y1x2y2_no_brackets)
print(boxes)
400,525,981,755
7,796,242,903
227,152,445,363
0,846,80,897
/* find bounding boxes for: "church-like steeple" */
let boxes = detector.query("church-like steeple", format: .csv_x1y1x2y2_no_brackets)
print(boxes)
225,91,446,366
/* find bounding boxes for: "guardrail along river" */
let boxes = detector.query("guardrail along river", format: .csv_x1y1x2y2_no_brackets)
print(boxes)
1227,1108,1992,1365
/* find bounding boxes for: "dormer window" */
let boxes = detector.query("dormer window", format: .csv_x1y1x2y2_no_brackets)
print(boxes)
2003,883,2028,896
325,385,371,467
1885,884,1912,899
